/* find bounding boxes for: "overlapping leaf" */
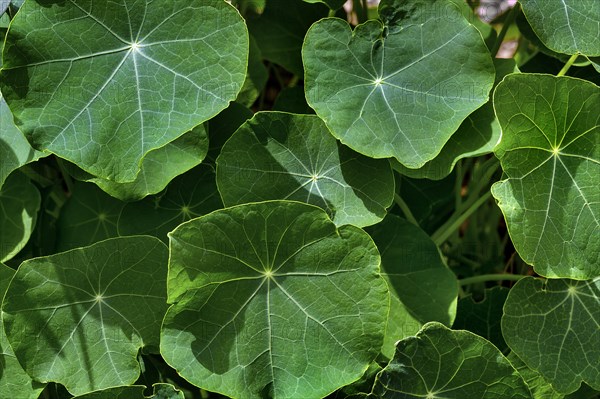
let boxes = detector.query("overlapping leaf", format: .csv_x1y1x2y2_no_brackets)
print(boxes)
502,277,600,394
0,0,248,182
162,201,389,399
216,112,394,227
373,322,531,399
72,383,184,399
303,0,495,168
492,74,599,279
2,237,169,396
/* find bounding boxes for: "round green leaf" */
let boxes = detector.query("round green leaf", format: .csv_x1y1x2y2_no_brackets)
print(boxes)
373,322,531,399
303,0,495,168
492,74,600,279
0,0,248,182
162,201,389,399
367,215,458,358
2,236,169,396
502,277,600,394
519,0,600,56
72,383,184,399
216,112,394,227
0,263,46,399
0,172,40,262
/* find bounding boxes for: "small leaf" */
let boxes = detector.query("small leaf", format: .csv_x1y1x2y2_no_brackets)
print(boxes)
2,236,169,396
216,112,394,227
373,322,531,399
492,74,600,279
162,201,389,399
72,383,184,399
502,277,600,394
303,0,495,168
519,0,600,56
0,172,40,262
0,263,46,399
0,0,248,182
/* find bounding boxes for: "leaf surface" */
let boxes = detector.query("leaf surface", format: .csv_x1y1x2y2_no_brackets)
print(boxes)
72,383,184,399
216,112,394,227
2,236,169,395
0,0,248,182
162,201,389,399
303,0,495,168
502,277,600,394
492,74,600,279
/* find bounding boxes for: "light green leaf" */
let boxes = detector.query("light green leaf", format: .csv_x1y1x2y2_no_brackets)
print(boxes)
502,277,600,394
0,263,46,399
303,0,346,10
303,0,495,168
236,36,269,107
373,322,531,399
0,0,248,182
0,172,40,262
65,125,208,202
117,165,222,242
492,74,600,279
508,352,564,399
216,112,394,227
393,58,516,180
0,90,45,190
162,201,389,399
367,215,458,358
519,0,600,56
57,182,124,251
72,383,184,399
248,0,327,75
2,236,169,396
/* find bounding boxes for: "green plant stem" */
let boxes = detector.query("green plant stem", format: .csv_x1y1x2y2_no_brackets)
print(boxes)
557,53,579,77
459,273,527,286
432,191,492,246
490,4,519,58
394,193,419,226
328,8,336,17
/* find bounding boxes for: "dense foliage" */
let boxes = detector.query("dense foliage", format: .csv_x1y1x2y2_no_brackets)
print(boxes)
0,0,598,398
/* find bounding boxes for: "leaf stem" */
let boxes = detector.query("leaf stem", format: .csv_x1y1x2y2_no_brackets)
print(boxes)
394,193,419,226
432,191,492,246
557,53,579,77
328,8,336,17
459,273,526,286
490,4,519,58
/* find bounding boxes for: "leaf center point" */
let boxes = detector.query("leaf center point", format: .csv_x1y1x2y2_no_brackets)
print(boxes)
130,42,141,52
94,294,104,303
552,147,560,156
264,270,274,279
374,77,384,86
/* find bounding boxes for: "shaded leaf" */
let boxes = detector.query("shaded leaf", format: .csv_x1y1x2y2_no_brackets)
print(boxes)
72,383,184,399
303,0,346,10
236,36,269,107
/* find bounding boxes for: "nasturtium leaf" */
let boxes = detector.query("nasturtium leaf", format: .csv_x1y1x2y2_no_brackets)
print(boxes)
0,263,46,399
118,165,222,242
0,0,9,15
72,383,184,399
206,101,253,162
0,89,45,190
57,182,124,251
2,236,169,396
248,0,328,76
65,124,208,202
372,322,531,399
0,172,40,262
502,277,600,394
216,112,394,227
508,353,563,399
492,74,600,279
0,0,248,182
519,0,600,56
272,86,314,114
393,59,515,180
367,215,458,358
302,0,495,168
590,57,600,74
303,0,346,10
162,201,389,399
453,286,509,351
236,36,268,107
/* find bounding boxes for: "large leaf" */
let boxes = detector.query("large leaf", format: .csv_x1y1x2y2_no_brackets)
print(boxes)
492,74,600,279
519,0,600,56
161,201,389,399
0,172,40,262
372,322,531,399
367,215,458,358
2,236,169,396
0,0,248,182
502,277,600,394
65,124,208,201
72,383,184,399
302,0,495,168
0,263,46,399
216,112,394,227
